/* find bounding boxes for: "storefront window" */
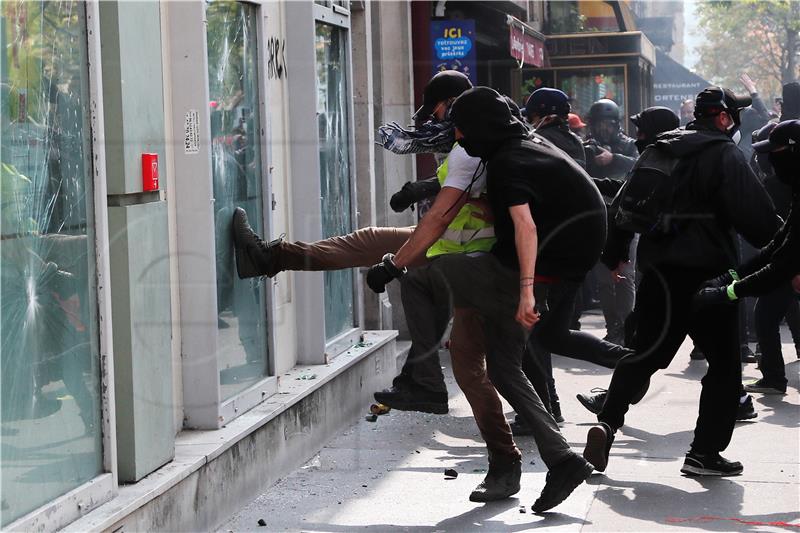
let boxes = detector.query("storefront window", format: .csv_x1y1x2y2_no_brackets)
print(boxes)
1,1,102,525
206,0,269,399
557,67,626,122
315,22,354,341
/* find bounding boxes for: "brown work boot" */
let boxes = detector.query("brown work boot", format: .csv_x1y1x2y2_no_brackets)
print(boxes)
469,457,522,502
232,207,282,278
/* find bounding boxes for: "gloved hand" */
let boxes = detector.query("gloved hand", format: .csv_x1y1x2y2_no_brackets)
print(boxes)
366,253,407,293
693,284,737,309
700,269,738,290
389,177,441,213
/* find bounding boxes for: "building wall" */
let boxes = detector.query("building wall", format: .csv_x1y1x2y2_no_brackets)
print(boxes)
2,0,415,529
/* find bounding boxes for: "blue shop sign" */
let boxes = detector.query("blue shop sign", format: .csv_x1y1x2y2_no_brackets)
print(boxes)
431,20,477,84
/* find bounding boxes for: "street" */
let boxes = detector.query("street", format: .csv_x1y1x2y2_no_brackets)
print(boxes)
220,313,800,532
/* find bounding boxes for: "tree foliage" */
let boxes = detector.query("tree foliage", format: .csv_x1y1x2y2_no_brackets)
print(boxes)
694,0,800,99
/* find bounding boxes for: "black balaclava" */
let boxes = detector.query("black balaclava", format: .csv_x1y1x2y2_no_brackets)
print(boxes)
631,106,680,153
451,87,528,159
780,82,800,121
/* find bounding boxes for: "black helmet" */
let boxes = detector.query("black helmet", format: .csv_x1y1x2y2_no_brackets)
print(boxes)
589,99,621,122
629,106,680,138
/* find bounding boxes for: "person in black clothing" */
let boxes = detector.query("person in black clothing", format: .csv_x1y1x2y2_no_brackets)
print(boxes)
780,82,800,121
582,87,781,478
584,98,639,179
737,73,771,162
523,88,586,168
695,119,800,395
430,86,615,513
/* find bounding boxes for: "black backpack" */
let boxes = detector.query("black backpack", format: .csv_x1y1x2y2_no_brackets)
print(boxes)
613,145,684,235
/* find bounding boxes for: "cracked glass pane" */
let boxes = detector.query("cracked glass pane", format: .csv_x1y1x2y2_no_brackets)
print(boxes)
315,22,354,341
0,1,102,526
206,0,270,399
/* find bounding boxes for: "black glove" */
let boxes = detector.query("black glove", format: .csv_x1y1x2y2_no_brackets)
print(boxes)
693,285,736,310
366,254,407,293
389,177,441,213
533,284,550,316
700,269,738,290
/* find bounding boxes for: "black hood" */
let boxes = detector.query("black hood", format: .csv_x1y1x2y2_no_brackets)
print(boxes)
451,87,528,159
653,123,734,158
781,82,800,121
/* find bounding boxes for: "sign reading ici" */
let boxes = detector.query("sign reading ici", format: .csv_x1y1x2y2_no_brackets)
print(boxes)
430,20,477,84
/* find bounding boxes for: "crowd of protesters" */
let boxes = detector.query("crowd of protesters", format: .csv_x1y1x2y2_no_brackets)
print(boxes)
231,70,800,513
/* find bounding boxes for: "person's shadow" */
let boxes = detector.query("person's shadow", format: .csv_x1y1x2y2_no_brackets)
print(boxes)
591,474,800,531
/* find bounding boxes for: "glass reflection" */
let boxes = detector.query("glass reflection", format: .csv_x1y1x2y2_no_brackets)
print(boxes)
206,0,269,399
1,1,102,525
315,22,355,341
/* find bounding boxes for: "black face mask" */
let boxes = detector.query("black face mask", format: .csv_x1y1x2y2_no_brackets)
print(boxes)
457,136,484,158
769,148,799,185
635,137,652,154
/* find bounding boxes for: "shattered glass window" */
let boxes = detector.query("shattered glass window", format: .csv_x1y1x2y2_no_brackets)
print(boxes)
315,22,355,341
0,1,102,526
206,0,270,400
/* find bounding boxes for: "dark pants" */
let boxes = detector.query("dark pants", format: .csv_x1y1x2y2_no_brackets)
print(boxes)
433,253,575,469
754,283,796,386
530,281,632,369
599,265,741,454
393,262,451,395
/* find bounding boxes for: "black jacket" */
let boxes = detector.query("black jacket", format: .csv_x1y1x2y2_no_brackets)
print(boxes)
585,132,638,179
739,93,771,161
451,88,607,280
534,118,587,169
633,123,780,272
736,188,799,297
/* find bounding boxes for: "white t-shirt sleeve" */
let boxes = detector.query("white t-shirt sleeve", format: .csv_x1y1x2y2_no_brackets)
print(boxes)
441,144,487,197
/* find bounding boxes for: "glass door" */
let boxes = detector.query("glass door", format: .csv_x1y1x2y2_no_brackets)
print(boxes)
206,0,269,399
315,22,355,340
1,1,102,525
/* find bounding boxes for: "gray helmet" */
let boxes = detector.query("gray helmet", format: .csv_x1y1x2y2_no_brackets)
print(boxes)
589,99,621,122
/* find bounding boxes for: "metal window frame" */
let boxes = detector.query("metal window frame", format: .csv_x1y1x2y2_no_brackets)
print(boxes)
166,0,277,430
314,3,364,359
285,1,362,365
6,2,117,530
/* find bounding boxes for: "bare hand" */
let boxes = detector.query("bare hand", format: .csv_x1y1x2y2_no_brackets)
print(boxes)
516,291,541,329
792,274,800,294
594,149,613,166
611,261,630,283
740,73,757,94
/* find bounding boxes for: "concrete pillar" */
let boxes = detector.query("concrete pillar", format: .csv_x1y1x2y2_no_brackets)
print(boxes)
99,0,174,482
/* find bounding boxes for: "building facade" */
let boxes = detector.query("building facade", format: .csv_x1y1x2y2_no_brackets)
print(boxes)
1,1,415,530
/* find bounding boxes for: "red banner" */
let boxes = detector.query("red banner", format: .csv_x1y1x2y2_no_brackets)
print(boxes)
509,26,545,67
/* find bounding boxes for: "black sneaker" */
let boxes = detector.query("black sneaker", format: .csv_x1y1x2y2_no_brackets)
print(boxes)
576,388,607,415
373,386,448,415
583,422,614,472
531,454,593,513
736,395,757,421
680,450,743,476
744,378,786,394
232,207,282,278
469,458,522,502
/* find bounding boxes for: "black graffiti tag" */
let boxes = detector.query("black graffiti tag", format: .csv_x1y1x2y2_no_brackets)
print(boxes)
267,37,287,80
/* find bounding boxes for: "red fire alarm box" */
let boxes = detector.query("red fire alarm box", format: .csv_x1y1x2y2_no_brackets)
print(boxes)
141,153,159,192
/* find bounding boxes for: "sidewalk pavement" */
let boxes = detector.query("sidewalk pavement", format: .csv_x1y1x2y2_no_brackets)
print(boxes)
220,313,800,532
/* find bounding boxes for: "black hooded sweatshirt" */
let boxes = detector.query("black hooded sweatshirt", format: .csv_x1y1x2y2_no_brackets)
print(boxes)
533,117,587,169
451,87,607,280
632,121,780,271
